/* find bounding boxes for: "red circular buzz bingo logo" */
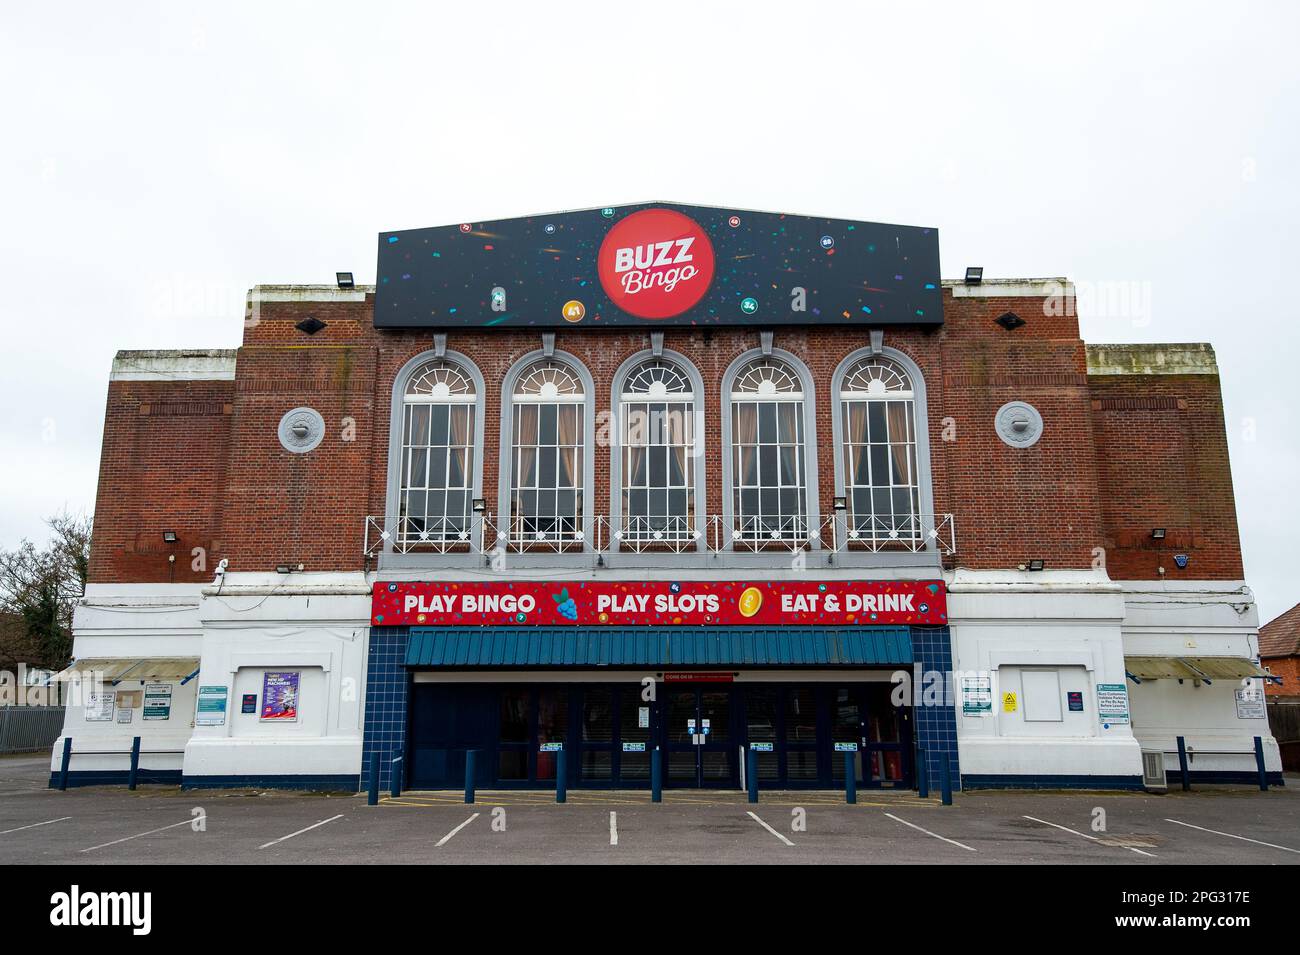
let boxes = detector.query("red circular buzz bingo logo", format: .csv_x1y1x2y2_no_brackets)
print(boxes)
597,208,715,319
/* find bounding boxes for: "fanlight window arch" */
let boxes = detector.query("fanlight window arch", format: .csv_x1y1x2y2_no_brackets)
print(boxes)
514,360,584,401
510,358,585,543
398,359,476,543
406,360,476,402
729,357,808,541
838,356,920,542
730,359,803,399
619,358,696,542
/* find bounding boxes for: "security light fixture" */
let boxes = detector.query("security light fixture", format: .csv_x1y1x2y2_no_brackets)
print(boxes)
472,498,487,514
162,531,178,543
832,496,847,511
1151,527,1166,540
1027,559,1045,571
995,311,1026,331
964,266,983,285
336,272,355,289
295,316,327,335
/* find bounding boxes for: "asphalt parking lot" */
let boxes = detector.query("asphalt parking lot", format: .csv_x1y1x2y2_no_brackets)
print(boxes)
2,754,1298,864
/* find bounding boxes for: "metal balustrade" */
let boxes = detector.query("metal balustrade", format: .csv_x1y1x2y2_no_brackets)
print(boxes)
367,512,956,559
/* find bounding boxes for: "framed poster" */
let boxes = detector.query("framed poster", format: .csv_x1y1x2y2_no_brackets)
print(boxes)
961,676,992,715
142,683,172,721
260,671,300,722
84,690,115,722
1096,684,1130,725
195,685,228,726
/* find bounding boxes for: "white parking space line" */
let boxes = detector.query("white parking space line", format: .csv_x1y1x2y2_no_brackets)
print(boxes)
1023,815,1155,858
1166,818,1300,855
884,812,976,852
609,811,618,846
0,816,71,835
258,814,345,850
82,818,194,853
435,812,480,847
746,811,795,846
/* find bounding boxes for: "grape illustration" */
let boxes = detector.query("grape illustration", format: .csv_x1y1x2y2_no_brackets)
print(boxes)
553,588,578,621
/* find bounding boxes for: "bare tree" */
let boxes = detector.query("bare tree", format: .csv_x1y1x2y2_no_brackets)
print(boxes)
0,512,92,672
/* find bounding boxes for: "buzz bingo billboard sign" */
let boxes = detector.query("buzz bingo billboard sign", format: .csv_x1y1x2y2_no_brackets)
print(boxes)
373,202,943,329
371,580,947,628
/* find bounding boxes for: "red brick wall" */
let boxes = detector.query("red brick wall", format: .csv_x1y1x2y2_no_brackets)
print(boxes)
88,380,233,582
1089,374,1244,580
1263,656,1299,698
87,287,1242,582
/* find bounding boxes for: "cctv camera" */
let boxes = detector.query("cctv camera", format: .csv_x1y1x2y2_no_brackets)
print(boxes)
215,558,229,576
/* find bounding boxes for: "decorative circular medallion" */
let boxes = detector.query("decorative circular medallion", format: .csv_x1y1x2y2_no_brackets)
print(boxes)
995,401,1044,448
278,407,325,453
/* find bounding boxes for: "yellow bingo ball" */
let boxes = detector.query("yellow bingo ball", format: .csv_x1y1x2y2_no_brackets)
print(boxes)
738,586,763,618
562,300,586,323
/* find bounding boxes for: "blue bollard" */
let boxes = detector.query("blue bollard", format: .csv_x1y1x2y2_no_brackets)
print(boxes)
747,747,758,803
651,747,662,803
940,756,953,806
1176,736,1191,791
556,747,567,804
844,751,857,804
917,746,930,799
1254,736,1268,792
367,751,379,806
390,755,403,799
128,736,141,791
57,737,72,791
464,750,476,804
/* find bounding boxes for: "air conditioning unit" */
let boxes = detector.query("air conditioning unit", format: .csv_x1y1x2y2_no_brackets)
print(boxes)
1141,750,1167,792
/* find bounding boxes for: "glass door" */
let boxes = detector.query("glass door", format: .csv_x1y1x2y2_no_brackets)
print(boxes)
663,686,737,787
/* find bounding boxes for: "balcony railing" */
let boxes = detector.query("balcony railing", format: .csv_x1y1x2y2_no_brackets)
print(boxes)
366,512,956,559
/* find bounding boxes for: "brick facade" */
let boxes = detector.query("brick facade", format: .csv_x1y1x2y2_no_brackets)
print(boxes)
86,285,1246,584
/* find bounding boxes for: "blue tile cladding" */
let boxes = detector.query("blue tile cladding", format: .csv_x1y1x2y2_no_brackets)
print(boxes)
910,626,960,791
364,624,957,792
362,627,410,793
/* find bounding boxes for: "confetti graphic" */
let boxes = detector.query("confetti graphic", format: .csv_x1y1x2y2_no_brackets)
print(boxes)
374,201,942,329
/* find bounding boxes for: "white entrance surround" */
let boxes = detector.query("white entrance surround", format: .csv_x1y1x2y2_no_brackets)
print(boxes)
1118,579,1280,779
947,568,1144,787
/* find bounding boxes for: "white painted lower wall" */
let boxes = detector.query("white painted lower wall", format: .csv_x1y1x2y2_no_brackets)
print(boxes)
1119,580,1280,777
947,569,1144,783
52,584,205,779
52,574,373,786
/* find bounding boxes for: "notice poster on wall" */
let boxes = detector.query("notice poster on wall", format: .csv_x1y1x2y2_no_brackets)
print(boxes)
961,676,992,715
1234,688,1266,720
143,683,172,721
84,690,115,722
260,671,300,722
195,686,228,726
1096,684,1130,725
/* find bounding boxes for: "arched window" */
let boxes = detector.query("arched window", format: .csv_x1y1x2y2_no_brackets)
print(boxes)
619,358,695,542
839,356,919,542
399,359,476,543
510,359,585,543
730,357,808,541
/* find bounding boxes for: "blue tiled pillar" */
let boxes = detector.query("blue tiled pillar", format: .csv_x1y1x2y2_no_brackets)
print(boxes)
910,626,959,791
362,627,410,793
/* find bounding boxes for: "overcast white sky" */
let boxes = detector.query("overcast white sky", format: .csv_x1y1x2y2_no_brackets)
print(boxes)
1,2,1296,622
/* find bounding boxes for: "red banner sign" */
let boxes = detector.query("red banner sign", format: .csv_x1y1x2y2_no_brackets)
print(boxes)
371,580,946,628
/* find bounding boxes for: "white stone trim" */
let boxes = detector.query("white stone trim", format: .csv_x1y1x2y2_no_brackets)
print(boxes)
110,350,236,382
247,285,370,303
946,278,1073,298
